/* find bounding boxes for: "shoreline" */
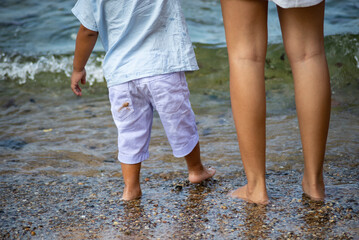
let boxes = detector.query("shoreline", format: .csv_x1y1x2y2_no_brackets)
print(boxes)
1,161,357,239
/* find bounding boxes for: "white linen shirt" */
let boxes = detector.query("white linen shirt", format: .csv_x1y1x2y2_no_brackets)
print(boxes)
72,0,199,87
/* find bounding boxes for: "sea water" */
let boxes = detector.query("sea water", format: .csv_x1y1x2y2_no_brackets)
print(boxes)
0,0,358,239
0,0,358,174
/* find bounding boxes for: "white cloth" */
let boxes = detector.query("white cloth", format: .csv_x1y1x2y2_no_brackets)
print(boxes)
109,72,198,164
72,0,198,88
271,0,324,8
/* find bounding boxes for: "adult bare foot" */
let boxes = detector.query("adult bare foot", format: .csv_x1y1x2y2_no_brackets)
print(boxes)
188,166,216,184
302,178,325,201
228,185,269,205
121,186,142,201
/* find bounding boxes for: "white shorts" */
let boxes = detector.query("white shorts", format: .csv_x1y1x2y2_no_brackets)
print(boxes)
108,72,199,164
271,0,323,8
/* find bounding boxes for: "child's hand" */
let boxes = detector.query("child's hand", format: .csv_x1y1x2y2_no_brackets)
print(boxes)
71,69,86,96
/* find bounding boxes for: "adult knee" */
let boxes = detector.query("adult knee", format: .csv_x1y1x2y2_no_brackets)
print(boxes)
285,42,325,64
230,48,266,64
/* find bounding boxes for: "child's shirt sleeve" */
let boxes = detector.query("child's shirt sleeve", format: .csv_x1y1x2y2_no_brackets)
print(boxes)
72,0,98,32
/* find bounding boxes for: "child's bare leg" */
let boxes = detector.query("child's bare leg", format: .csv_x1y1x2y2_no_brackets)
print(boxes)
278,2,330,200
221,0,269,204
121,162,142,200
185,142,216,183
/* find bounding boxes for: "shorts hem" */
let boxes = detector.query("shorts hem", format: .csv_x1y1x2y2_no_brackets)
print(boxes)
172,134,199,158
271,0,323,8
118,152,149,164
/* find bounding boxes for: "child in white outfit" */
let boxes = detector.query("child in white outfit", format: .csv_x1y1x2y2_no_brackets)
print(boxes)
71,0,215,200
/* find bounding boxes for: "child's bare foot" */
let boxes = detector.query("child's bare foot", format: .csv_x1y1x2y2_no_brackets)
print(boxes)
188,166,216,184
228,184,269,205
121,186,142,201
302,177,325,201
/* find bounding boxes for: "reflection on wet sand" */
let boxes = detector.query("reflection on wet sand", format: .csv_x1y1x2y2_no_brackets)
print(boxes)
115,200,153,238
298,195,333,239
172,183,211,239
242,204,269,239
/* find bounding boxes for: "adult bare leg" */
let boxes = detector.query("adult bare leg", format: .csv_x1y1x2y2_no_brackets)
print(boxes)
221,0,269,204
278,1,331,200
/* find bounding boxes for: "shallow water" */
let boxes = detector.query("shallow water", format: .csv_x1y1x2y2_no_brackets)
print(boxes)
1,0,359,239
0,0,358,54
1,42,359,238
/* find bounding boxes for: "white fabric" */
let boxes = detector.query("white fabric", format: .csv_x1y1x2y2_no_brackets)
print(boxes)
271,0,323,8
72,0,198,88
109,72,199,164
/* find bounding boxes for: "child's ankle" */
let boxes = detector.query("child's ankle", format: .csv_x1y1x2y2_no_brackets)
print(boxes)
188,166,216,183
188,164,205,174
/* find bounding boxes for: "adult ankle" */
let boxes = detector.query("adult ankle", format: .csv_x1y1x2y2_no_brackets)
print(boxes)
303,171,324,185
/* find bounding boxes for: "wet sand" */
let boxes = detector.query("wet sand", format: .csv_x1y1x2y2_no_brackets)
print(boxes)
0,160,358,239
0,107,358,239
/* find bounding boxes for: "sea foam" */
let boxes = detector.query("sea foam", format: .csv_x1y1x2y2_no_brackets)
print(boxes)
0,52,104,85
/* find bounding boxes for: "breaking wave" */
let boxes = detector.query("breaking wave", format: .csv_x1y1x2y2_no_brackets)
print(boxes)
0,52,105,85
